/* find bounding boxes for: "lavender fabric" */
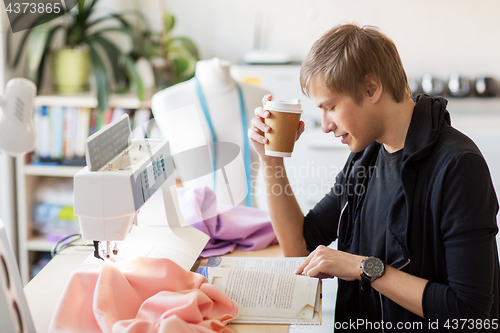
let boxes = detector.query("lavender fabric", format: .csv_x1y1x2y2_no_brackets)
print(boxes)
177,187,277,258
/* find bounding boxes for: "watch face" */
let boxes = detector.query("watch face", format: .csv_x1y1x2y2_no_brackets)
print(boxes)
363,257,384,278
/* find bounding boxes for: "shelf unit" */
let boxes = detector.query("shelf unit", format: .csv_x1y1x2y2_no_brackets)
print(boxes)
34,92,152,109
16,93,151,285
15,160,81,284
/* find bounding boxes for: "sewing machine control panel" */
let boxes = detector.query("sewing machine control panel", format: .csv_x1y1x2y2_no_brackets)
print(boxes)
135,142,173,204
143,154,166,189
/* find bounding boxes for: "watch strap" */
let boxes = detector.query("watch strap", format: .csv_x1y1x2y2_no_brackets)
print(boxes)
360,272,373,290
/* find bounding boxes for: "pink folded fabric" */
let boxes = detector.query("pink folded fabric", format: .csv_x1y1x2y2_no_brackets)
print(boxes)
177,187,277,257
49,257,238,333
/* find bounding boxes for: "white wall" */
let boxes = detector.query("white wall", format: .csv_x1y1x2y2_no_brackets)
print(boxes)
134,0,500,78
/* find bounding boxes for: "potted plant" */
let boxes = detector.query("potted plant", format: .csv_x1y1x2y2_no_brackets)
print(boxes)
130,12,200,89
9,0,143,111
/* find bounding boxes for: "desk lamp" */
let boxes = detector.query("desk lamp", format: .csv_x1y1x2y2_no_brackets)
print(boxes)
0,78,37,156
0,78,37,332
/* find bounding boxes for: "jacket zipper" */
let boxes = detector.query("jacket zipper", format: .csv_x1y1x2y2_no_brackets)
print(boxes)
336,201,348,239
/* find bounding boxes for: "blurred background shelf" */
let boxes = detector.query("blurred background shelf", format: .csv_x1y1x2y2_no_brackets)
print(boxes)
23,165,83,177
26,236,56,252
446,97,500,114
34,93,152,110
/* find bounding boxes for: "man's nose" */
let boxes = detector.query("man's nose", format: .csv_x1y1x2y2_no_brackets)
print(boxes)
321,114,336,133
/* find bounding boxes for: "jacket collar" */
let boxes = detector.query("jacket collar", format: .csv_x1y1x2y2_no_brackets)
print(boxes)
403,94,451,166
391,94,451,266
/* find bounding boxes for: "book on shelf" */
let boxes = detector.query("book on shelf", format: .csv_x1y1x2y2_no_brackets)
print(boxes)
75,108,91,158
33,106,51,158
131,108,152,139
111,108,126,123
63,107,76,159
197,256,321,325
31,106,153,167
94,109,112,134
89,108,113,136
89,108,98,136
50,106,64,159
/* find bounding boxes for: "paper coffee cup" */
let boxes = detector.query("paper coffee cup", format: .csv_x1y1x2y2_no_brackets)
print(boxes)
263,99,303,157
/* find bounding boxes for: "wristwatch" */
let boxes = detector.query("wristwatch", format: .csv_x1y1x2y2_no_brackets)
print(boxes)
360,257,385,290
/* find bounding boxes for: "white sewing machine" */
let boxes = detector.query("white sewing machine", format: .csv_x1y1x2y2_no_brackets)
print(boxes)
74,114,209,264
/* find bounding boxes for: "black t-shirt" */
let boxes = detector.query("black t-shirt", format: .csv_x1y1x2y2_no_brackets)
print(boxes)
359,145,403,258
357,145,403,328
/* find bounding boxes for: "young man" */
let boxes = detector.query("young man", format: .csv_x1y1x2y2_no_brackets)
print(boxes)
248,24,500,331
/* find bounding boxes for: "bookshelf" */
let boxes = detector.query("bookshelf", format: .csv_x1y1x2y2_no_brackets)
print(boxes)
16,93,152,285
34,92,151,109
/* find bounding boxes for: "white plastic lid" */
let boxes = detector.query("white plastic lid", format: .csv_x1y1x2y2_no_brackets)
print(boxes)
264,99,303,114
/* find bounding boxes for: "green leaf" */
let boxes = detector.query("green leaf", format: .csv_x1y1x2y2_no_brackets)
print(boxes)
84,26,135,41
26,23,51,81
88,42,109,111
10,14,56,68
89,0,101,9
86,13,133,30
179,57,197,81
107,13,133,29
172,56,189,76
78,0,86,12
169,50,197,83
163,34,199,85
35,24,64,89
164,13,175,35
80,1,94,22
34,54,47,90
168,37,199,60
86,35,122,88
122,55,145,101
87,36,144,103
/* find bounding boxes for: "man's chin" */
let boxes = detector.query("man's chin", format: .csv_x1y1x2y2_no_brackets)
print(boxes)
348,141,371,153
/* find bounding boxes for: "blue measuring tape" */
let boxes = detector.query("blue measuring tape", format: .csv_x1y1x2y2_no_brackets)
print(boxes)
194,76,253,207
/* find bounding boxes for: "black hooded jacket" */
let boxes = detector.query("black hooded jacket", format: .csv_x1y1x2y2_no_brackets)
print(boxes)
303,94,500,332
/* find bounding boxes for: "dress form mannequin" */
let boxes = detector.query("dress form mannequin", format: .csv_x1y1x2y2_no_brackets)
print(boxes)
152,58,270,208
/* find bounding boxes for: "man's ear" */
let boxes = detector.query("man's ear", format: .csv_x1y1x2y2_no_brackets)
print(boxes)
364,74,382,102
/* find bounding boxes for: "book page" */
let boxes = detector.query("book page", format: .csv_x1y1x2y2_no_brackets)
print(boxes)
205,256,305,274
236,282,322,324
206,267,319,321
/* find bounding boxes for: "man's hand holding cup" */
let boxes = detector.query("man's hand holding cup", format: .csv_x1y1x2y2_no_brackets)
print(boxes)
249,94,305,162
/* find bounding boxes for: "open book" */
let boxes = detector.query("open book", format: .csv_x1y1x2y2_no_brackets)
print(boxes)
198,257,321,324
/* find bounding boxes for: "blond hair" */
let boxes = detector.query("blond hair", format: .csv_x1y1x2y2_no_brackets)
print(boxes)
300,24,411,104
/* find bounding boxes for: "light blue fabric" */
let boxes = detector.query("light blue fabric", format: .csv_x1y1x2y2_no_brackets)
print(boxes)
194,76,252,206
